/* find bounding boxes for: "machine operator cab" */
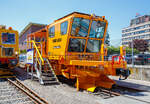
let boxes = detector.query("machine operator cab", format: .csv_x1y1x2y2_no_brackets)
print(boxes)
47,12,107,61
0,26,19,68
68,15,106,60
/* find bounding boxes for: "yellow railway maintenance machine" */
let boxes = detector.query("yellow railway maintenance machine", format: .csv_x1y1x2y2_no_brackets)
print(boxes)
0,25,19,78
27,12,130,92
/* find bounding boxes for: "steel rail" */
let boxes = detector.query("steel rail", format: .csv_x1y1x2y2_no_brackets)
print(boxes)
116,85,149,92
7,78,49,104
15,78,49,104
115,85,150,104
92,87,120,99
95,85,150,103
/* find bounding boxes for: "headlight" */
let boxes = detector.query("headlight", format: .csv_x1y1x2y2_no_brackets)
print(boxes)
10,59,17,65
15,51,18,55
12,60,16,64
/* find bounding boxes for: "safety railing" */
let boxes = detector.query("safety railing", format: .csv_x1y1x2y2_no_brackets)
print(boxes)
27,40,44,65
27,40,45,84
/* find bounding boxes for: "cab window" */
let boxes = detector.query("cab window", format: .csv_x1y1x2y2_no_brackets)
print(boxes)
49,26,55,37
68,38,86,52
2,33,15,44
2,48,14,56
89,21,106,39
61,21,68,35
71,17,90,37
86,39,102,52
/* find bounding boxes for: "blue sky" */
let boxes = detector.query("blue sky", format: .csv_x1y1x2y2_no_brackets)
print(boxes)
0,0,150,46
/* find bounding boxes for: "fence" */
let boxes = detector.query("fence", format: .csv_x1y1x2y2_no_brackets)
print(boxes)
128,65,150,81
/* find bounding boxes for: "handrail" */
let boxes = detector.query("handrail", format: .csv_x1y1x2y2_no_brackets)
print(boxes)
27,40,44,65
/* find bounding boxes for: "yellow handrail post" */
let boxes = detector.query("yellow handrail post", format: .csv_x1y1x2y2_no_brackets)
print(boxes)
101,44,104,61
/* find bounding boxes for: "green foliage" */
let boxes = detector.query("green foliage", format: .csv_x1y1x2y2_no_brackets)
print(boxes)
126,47,139,54
107,46,139,55
107,46,119,55
20,49,27,54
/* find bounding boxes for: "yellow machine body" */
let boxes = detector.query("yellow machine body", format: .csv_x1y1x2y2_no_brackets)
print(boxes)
0,26,19,77
27,12,130,92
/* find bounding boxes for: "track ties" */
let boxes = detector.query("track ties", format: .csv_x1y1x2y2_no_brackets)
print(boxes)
92,85,150,103
0,78,49,104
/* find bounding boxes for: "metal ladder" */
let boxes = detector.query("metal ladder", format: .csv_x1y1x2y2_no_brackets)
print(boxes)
27,40,59,85
40,58,59,85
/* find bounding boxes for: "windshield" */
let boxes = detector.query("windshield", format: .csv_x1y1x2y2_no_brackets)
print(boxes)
2,33,15,44
89,20,106,38
71,17,90,37
68,17,106,53
68,38,86,52
86,39,102,52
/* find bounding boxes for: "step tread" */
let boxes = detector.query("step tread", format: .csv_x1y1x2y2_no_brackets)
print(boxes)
42,71,52,73
43,81,59,85
42,74,54,77
42,77,56,81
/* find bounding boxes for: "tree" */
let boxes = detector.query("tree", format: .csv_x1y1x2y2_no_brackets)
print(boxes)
105,31,110,46
129,39,148,52
107,46,139,55
20,49,27,54
126,47,139,54
107,46,120,55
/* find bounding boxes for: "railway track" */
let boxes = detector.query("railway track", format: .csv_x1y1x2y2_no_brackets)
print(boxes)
91,87,120,99
113,85,150,104
0,78,49,104
91,85,150,104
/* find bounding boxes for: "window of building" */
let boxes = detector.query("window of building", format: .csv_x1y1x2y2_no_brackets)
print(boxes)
145,29,149,32
61,21,68,35
136,18,140,24
2,48,14,56
49,26,55,37
145,24,149,28
2,33,15,44
140,35,144,39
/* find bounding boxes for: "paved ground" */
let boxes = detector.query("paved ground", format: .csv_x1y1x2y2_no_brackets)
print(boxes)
110,76,150,91
101,95,150,104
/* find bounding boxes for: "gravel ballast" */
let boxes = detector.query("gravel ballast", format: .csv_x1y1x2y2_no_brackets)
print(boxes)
15,67,150,104
22,79,102,104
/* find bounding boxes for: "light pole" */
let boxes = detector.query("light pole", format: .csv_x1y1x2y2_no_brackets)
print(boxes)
131,39,134,67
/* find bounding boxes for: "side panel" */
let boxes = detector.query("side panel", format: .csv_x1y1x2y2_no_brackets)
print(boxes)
47,17,71,58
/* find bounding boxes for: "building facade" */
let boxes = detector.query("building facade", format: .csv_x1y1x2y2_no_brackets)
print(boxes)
122,15,150,48
19,22,46,51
